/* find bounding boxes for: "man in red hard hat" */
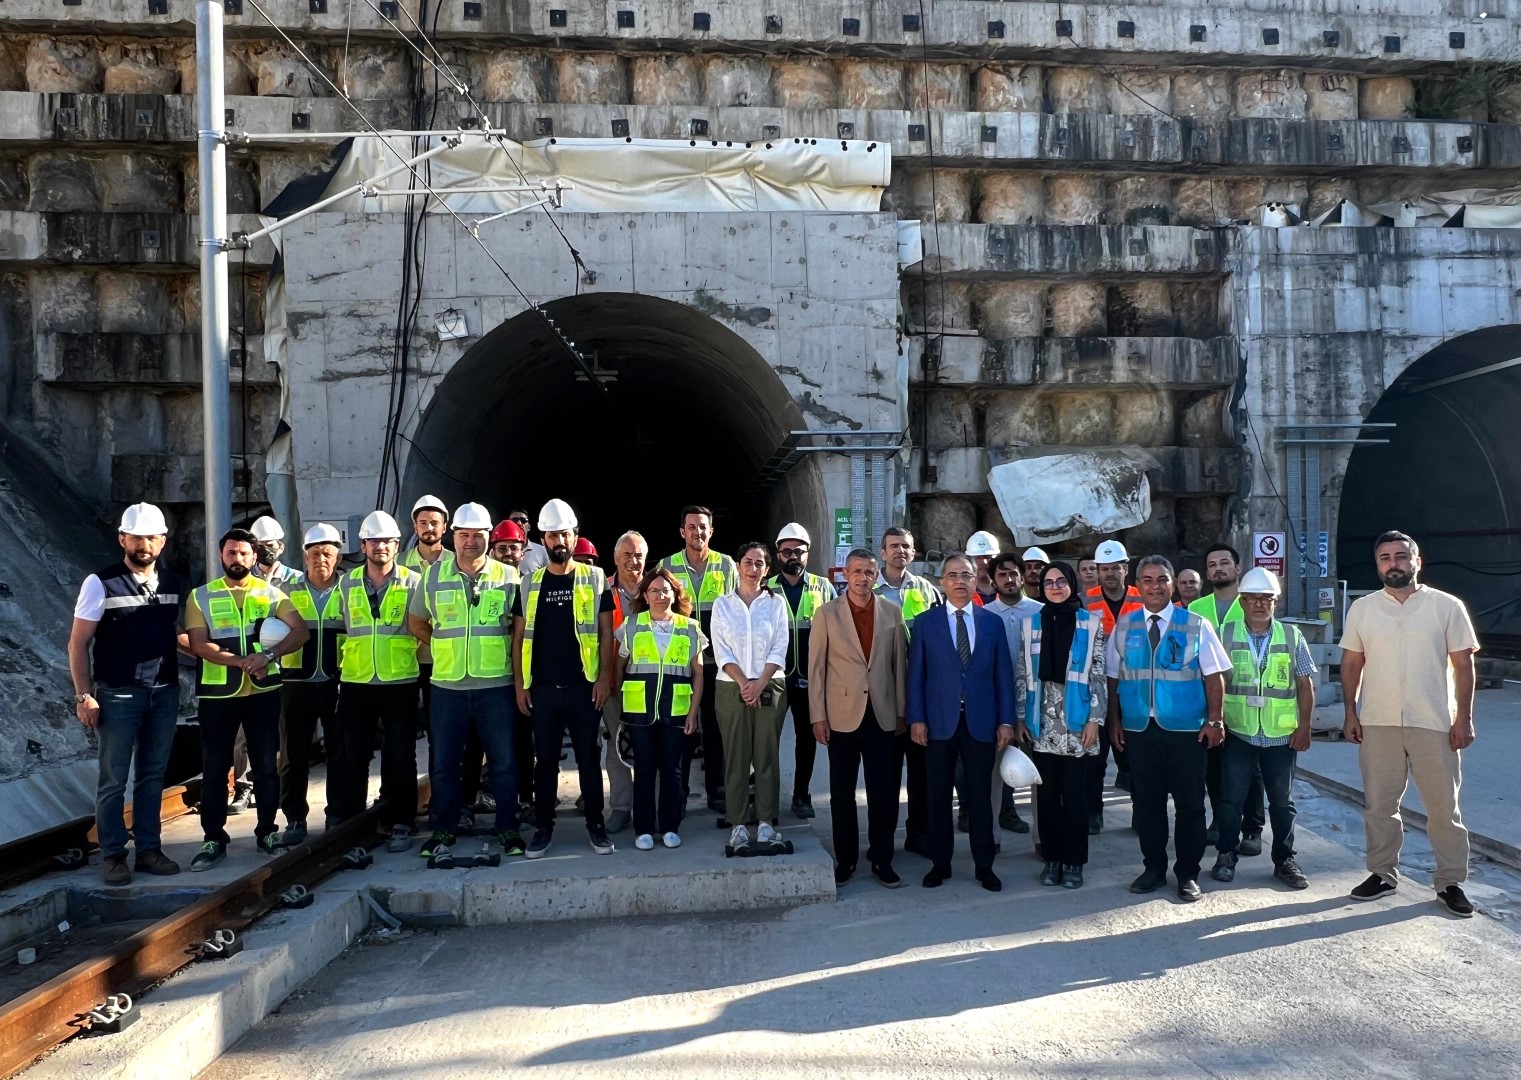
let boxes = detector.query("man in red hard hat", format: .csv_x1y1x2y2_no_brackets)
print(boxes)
573,537,599,566
491,520,526,568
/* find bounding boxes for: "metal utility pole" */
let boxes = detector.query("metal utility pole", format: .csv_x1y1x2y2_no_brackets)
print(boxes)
196,0,232,580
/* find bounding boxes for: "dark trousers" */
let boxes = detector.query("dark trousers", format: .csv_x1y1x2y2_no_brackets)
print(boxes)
628,720,686,836
900,735,928,843
1127,720,1208,881
1218,735,1298,862
460,724,485,810
1208,742,1266,834
788,682,817,799
531,683,605,831
682,663,724,802
95,683,179,858
279,680,340,827
428,686,518,836
828,708,901,871
925,715,997,873
419,661,434,770
1033,750,1090,866
1087,725,1114,807
334,681,419,830
516,700,536,806
200,693,281,844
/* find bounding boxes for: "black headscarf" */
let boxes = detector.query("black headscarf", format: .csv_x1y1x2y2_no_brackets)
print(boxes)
1037,561,1085,684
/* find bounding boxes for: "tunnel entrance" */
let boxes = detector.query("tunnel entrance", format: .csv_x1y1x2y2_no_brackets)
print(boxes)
405,293,822,563
1337,326,1521,643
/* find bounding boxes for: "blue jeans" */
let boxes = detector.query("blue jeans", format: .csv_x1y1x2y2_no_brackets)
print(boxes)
95,683,179,859
1217,734,1298,863
428,686,518,835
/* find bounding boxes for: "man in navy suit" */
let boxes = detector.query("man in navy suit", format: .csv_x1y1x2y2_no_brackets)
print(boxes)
907,552,1018,892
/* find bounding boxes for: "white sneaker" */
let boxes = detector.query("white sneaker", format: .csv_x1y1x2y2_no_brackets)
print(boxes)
757,821,777,845
729,824,751,850
662,832,682,848
634,833,655,851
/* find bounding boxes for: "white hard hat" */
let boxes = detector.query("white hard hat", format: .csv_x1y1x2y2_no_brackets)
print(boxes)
775,522,810,546
1021,546,1050,563
1238,566,1283,596
451,502,494,531
358,510,402,540
999,745,1041,788
258,617,290,651
118,502,168,537
965,530,1001,557
250,515,284,543
1094,540,1130,565
302,522,343,548
537,498,579,532
411,494,447,518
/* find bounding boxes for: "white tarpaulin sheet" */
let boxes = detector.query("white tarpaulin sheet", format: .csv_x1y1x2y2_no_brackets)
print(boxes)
989,449,1156,545
316,132,890,215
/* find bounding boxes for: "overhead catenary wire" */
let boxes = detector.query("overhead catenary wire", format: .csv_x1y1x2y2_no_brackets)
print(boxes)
236,0,608,503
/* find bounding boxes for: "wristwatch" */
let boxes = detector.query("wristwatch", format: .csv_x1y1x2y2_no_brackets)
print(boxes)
73,693,90,704
1206,719,1224,729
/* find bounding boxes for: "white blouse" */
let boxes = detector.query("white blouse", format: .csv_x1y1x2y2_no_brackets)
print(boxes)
710,590,790,682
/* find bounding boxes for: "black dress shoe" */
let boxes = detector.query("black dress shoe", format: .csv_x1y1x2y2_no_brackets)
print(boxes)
922,865,952,888
1129,869,1166,894
872,863,903,888
903,834,931,858
975,868,1002,893
1088,811,1104,835
834,864,856,886
998,807,1030,834
1039,860,1062,887
1177,878,1203,902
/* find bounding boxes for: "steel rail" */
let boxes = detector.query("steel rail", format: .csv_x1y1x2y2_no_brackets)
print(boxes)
0,779,427,1078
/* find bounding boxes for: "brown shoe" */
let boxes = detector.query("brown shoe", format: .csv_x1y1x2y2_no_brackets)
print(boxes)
103,855,132,886
134,849,181,876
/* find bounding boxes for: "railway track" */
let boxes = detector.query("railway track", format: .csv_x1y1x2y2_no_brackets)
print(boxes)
0,782,426,1078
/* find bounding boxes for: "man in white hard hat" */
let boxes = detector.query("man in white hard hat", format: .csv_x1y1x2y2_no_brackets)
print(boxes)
68,503,189,885
403,495,450,734
274,523,347,846
250,515,304,591
409,503,525,862
965,531,1000,605
1021,547,1050,604
1085,539,1143,807
333,510,424,853
1187,543,1264,852
768,522,837,819
185,527,309,871
873,525,941,858
659,505,739,815
512,498,617,858
1210,567,1316,891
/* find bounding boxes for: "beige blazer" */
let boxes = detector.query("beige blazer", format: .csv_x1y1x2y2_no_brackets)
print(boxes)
807,593,907,733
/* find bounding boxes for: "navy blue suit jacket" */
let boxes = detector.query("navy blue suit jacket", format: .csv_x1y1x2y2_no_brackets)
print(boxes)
906,603,1017,742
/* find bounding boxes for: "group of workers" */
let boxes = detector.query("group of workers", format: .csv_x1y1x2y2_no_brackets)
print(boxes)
68,500,1479,918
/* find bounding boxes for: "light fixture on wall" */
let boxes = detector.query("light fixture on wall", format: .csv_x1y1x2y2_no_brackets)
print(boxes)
435,308,471,341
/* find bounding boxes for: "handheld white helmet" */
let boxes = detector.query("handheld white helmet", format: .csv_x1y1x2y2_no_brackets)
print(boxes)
999,746,1041,788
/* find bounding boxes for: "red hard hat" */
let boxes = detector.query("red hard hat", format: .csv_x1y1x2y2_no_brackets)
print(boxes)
574,537,598,557
491,519,525,543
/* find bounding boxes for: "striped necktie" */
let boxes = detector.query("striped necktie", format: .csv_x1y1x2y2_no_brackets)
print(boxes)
956,609,971,668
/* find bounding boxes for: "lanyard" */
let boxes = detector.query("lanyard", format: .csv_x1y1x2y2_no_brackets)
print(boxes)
1248,631,1271,673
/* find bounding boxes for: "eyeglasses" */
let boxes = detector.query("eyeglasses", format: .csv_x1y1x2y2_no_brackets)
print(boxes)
1043,579,1071,592
509,517,529,526
943,572,975,582
778,546,808,557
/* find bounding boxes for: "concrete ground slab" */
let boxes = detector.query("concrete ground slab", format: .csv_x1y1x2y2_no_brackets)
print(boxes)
195,815,1521,1080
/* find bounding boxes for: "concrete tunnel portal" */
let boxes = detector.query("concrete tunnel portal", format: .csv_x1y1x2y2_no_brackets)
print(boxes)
404,293,825,561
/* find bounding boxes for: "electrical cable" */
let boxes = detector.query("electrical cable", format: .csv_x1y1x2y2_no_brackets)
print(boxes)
238,246,250,513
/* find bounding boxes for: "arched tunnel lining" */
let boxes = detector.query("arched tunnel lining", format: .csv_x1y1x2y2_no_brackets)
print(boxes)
405,293,822,560
1337,326,1521,640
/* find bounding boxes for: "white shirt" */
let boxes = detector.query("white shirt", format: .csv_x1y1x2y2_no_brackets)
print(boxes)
710,590,790,681
1339,585,1479,732
1104,603,1231,681
945,601,978,653
74,568,160,622
985,596,1042,667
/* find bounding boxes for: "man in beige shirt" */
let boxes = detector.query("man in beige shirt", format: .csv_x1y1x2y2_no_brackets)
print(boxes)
809,549,908,889
1340,530,1478,918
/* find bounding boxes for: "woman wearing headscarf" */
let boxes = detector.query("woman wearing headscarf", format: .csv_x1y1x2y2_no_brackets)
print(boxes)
1016,561,1107,888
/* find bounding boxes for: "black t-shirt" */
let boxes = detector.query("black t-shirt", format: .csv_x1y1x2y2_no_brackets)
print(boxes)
778,576,808,684
512,575,614,688
1104,595,1126,622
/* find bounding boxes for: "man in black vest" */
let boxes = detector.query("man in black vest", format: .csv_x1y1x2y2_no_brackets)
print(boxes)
67,503,188,886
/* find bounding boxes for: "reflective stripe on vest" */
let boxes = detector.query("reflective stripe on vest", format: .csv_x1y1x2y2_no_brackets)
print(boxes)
280,579,344,681
338,565,421,684
1020,609,1100,739
1188,593,1244,630
663,551,732,613
1085,586,1143,637
619,611,699,725
521,562,603,688
767,572,833,675
423,556,518,683
192,577,281,698
1115,606,1207,731
881,575,939,637
1222,619,1300,738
